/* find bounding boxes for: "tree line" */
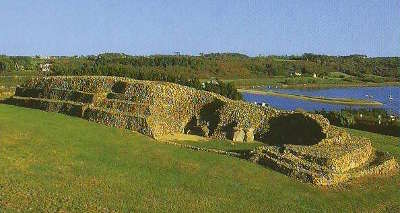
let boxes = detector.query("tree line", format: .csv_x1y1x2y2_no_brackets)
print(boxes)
316,108,399,137
1,53,399,99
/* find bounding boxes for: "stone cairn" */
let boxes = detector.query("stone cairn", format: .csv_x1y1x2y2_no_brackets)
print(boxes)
7,76,398,186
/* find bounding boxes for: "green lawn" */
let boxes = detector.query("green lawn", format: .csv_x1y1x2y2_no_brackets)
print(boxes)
327,72,353,79
225,76,350,88
0,104,399,212
222,76,400,89
172,138,264,153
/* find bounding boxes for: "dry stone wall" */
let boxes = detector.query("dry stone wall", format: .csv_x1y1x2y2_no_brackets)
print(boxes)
7,76,398,186
9,76,284,140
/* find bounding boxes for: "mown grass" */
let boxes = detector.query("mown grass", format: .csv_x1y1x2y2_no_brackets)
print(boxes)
327,71,353,79
0,104,399,212
224,76,400,89
227,76,347,88
172,138,264,153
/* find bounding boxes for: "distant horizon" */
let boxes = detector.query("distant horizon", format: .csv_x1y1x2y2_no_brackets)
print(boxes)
1,0,399,57
2,52,397,58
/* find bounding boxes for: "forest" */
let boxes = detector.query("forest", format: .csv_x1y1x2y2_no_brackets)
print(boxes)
1,53,399,100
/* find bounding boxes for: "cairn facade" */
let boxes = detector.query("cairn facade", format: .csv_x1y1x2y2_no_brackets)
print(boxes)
8,76,398,185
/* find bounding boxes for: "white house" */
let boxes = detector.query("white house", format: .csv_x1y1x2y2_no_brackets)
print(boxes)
290,71,302,77
40,63,51,72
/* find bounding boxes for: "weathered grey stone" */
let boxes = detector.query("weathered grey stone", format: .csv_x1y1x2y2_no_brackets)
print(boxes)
244,128,254,142
201,125,210,137
232,128,245,142
8,76,399,186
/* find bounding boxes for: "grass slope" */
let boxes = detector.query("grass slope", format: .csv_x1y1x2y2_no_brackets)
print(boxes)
226,77,400,89
0,104,399,212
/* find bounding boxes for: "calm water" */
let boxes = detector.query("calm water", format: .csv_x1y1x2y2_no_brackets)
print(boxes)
243,86,400,115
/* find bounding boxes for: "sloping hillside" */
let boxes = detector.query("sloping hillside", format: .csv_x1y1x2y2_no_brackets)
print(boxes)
0,104,399,212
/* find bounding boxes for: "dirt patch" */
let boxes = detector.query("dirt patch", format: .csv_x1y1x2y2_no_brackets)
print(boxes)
158,133,209,142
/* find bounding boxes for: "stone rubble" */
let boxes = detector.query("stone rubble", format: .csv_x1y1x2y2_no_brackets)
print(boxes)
7,76,398,186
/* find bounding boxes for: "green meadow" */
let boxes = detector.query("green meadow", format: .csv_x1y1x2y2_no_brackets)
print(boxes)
0,104,399,212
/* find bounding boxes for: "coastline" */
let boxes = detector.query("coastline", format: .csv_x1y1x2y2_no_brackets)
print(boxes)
275,82,400,89
238,89,384,106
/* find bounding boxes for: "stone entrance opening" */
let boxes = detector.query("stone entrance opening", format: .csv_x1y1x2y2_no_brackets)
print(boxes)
184,100,223,137
112,81,128,93
268,113,326,145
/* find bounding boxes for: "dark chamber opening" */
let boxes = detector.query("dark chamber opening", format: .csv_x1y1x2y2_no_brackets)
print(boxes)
184,100,224,136
268,113,326,146
112,81,128,93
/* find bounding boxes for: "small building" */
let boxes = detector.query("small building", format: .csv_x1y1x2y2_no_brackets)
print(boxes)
40,63,51,72
206,77,219,85
289,71,302,77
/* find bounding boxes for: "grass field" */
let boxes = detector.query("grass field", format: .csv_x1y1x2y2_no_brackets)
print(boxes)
172,138,264,153
223,76,400,89
0,104,399,212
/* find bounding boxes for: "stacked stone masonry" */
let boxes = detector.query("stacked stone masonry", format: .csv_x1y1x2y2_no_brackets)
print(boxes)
8,76,398,186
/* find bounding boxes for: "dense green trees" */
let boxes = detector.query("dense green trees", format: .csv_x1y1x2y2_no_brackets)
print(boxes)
0,55,37,73
45,53,400,100
316,109,399,137
46,53,400,82
2,53,399,80
0,56,14,72
1,53,399,99
49,54,243,100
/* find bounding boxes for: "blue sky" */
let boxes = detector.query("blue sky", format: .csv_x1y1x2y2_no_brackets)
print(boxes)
0,0,399,56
